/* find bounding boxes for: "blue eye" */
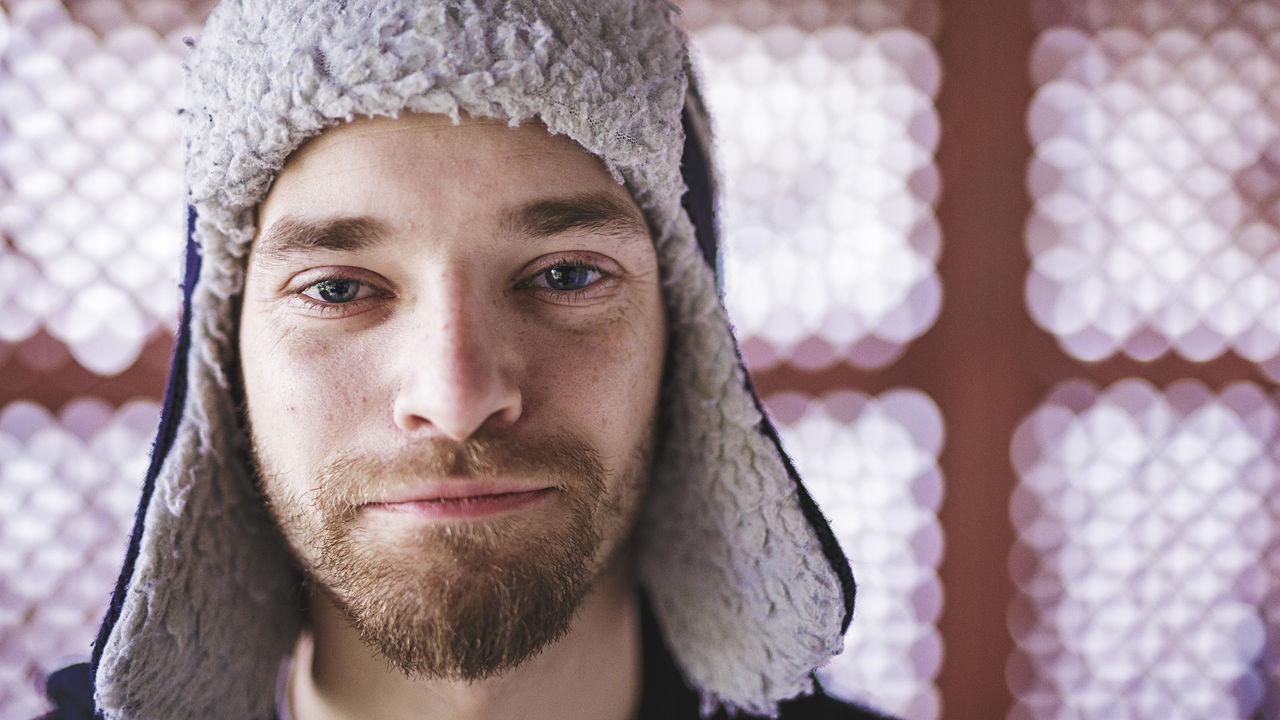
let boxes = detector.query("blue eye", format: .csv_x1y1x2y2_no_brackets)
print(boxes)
538,264,600,291
306,278,362,303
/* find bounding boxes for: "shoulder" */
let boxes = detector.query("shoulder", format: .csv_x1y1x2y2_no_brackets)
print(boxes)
774,691,899,720
39,663,95,720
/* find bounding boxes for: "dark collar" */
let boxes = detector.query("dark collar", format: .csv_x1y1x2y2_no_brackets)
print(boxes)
636,593,704,719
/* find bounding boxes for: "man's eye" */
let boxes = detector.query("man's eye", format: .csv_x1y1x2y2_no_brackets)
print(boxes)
532,264,603,292
302,278,367,303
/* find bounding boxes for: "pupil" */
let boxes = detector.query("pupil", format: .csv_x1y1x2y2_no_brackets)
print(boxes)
317,279,358,303
547,266,590,291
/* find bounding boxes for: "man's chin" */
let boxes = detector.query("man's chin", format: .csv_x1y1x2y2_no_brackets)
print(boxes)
314,513,601,679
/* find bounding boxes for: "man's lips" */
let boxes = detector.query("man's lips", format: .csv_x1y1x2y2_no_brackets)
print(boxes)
363,482,557,520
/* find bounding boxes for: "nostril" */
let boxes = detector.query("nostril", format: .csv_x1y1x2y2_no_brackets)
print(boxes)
391,367,522,442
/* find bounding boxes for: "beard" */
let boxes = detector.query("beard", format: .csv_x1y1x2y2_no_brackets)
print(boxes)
254,430,646,680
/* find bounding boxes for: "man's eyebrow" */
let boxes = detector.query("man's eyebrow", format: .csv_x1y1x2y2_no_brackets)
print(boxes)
504,192,650,242
252,215,392,262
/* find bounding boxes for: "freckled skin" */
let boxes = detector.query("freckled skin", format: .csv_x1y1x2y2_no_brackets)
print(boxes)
238,113,665,720
242,116,665,499
243,117,664,490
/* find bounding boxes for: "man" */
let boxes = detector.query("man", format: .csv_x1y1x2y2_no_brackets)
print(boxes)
44,1,891,718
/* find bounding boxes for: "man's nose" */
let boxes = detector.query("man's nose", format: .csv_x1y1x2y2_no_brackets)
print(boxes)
391,284,523,441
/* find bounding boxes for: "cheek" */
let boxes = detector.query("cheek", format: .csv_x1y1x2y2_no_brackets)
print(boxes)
240,317,383,473
524,294,666,461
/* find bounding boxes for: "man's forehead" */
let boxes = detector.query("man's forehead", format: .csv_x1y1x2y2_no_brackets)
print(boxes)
253,111,649,253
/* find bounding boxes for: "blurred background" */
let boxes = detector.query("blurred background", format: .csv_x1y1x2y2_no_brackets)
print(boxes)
2,0,1278,717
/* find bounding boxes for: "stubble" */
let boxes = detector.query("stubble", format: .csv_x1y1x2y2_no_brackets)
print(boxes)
254,431,644,680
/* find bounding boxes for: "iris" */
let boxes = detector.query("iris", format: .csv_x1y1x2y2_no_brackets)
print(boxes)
316,279,360,303
544,265,593,291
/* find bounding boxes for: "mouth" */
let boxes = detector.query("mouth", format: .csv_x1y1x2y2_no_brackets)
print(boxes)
365,486,557,520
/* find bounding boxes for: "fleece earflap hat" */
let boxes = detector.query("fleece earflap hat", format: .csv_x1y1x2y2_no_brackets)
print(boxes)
90,1,856,717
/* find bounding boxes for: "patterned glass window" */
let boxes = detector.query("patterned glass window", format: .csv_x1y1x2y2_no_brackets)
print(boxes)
0,399,159,718
1025,0,1280,374
1008,379,1278,719
1016,3,1280,717
683,0,943,370
1,0,194,375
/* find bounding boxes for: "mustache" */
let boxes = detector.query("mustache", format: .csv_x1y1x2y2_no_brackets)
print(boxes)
296,431,607,516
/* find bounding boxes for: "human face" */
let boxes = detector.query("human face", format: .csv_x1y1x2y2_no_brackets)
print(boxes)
238,113,666,678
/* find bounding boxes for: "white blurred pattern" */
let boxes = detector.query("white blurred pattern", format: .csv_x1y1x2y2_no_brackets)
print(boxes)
0,398,159,718
1026,1,1280,371
685,0,943,370
1008,379,1280,720
0,0,191,375
769,389,944,719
